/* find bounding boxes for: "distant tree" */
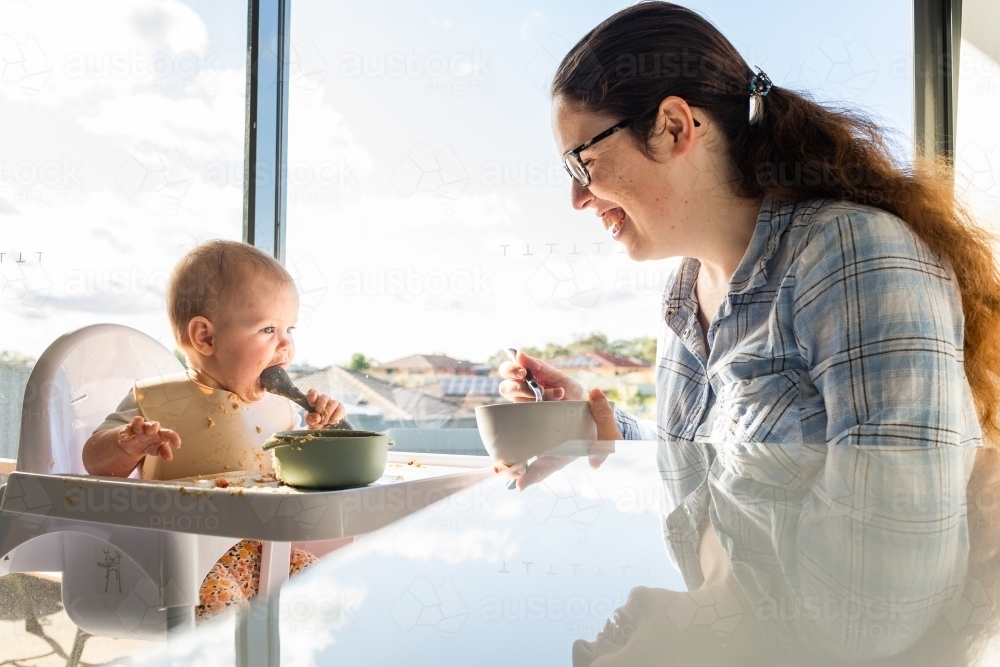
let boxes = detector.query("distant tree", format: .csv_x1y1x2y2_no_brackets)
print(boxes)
523,342,569,359
566,333,610,355
487,349,511,369
348,353,371,371
487,345,560,370
486,333,657,368
610,337,657,365
173,348,188,369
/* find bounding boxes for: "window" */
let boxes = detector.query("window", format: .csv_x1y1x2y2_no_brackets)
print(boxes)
0,0,247,458
957,0,1000,234
283,0,913,447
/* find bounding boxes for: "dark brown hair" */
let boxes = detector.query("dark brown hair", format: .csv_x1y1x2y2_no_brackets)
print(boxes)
167,240,296,346
553,1,1000,442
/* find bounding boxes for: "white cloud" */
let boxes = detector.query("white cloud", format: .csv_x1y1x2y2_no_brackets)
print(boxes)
77,71,246,163
1,0,211,108
518,10,545,42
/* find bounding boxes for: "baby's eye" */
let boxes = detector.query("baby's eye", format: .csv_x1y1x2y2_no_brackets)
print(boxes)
286,326,296,334
262,326,275,334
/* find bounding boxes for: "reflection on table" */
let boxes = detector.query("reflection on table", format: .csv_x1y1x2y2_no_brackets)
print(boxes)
140,441,1000,667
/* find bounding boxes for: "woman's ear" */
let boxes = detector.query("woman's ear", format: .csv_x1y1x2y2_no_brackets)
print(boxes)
187,316,216,357
651,95,698,158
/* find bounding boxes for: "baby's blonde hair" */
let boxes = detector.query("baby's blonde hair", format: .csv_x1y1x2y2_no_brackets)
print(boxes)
167,240,296,346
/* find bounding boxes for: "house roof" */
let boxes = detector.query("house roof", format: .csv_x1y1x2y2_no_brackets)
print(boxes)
293,366,461,421
549,350,650,369
372,354,475,373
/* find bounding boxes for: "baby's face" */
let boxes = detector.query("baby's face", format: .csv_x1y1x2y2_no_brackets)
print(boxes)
210,279,299,401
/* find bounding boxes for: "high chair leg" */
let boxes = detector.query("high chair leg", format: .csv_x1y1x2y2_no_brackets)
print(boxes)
235,541,290,667
236,592,281,667
258,541,291,597
159,532,199,640
166,606,195,639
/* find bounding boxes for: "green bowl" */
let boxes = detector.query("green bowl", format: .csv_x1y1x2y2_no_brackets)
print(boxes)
262,429,393,489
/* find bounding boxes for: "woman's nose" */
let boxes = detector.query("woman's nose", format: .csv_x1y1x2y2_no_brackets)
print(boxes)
570,179,593,211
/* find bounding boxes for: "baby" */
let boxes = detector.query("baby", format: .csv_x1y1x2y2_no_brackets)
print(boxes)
82,239,345,619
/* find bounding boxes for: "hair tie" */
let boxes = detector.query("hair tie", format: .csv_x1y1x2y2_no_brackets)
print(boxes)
747,67,772,125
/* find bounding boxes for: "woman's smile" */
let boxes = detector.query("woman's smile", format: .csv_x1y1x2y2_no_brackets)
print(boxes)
601,207,627,239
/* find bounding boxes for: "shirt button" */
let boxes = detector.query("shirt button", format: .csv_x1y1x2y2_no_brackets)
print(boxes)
666,308,677,319
666,521,678,534
683,328,691,338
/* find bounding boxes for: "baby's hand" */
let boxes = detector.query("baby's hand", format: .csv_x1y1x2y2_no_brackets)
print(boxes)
304,389,347,428
117,416,181,461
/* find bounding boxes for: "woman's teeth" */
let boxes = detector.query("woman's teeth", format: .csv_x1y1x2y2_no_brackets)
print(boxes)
602,208,626,236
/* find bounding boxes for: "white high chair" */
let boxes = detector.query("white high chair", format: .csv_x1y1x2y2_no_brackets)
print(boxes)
0,324,260,640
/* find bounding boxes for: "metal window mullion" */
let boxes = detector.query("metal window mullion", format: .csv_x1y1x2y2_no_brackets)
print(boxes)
913,0,963,160
243,0,291,264
274,0,290,265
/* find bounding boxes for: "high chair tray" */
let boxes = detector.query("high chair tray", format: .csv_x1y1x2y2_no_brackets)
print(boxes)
0,452,492,542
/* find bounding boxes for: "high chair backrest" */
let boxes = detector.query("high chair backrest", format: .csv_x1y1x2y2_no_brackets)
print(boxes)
18,324,183,474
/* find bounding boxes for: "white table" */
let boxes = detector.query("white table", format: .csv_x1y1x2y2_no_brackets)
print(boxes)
0,451,493,666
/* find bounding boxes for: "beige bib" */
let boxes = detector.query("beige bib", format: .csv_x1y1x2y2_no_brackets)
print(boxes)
135,371,296,480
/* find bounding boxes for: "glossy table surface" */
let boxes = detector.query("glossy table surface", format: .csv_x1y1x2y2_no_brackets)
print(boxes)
133,441,1000,666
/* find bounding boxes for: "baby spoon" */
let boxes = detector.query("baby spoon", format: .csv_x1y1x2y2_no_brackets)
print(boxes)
259,365,355,430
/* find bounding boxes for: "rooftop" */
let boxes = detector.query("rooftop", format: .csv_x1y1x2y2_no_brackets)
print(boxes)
293,365,464,423
548,350,650,370
372,354,477,374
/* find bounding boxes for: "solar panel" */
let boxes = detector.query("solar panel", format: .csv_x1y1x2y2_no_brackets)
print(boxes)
440,376,502,396
553,354,600,368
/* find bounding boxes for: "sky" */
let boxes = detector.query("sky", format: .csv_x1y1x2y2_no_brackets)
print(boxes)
0,0,995,368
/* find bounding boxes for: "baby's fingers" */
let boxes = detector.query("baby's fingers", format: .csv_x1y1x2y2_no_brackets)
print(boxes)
327,402,347,426
160,428,181,449
305,388,319,407
312,394,331,417
154,441,174,461
119,416,144,442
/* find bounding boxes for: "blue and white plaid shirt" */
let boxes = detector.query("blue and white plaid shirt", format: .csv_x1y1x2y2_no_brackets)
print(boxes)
615,197,980,660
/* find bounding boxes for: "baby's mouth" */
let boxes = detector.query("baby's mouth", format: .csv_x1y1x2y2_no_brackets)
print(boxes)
246,379,264,402
602,207,627,236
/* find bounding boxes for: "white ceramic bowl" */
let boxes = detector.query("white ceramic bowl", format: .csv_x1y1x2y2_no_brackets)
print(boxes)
474,400,613,466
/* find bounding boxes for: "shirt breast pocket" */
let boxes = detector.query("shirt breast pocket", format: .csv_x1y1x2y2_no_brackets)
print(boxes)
712,370,804,487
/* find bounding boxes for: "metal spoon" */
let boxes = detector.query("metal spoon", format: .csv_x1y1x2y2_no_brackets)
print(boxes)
506,348,543,402
259,365,355,430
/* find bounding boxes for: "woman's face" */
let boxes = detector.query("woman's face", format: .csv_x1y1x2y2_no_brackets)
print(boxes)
551,96,709,262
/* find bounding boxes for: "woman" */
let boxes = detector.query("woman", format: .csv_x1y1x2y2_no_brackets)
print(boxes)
498,2,1000,663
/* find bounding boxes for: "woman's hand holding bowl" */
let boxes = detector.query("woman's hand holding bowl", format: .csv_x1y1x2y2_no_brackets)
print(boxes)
495,351,624,490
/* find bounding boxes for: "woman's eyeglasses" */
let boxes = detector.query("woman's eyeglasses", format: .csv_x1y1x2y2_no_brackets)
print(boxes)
562,115,700,188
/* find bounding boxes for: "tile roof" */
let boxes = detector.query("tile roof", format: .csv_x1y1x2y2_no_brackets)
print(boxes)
549,350,650,369
293,365,461,422
373,354,476,373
